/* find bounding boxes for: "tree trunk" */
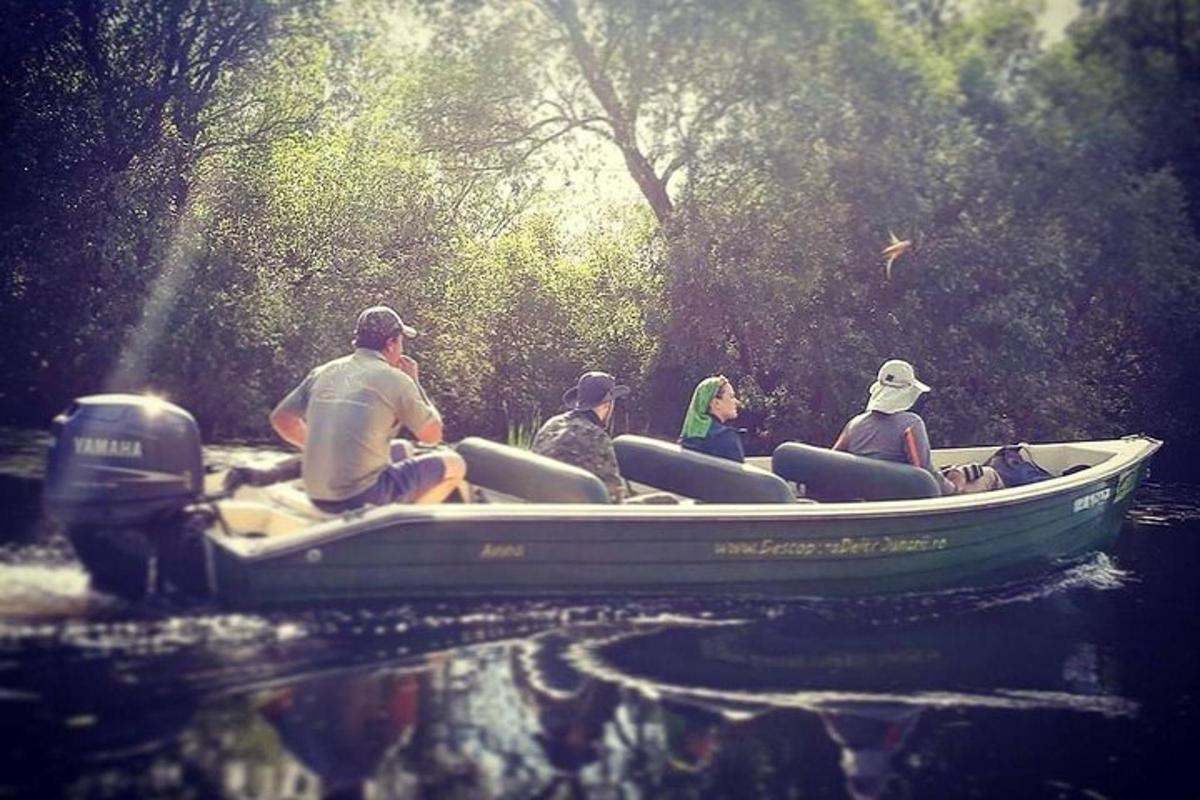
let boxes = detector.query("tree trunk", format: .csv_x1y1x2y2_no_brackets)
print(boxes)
546,0,675,224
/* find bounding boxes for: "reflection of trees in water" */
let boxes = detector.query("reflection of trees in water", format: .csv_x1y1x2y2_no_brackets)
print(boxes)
361,627,874,799
1,577,1145,800
152,597,1129,800
194,641,896,798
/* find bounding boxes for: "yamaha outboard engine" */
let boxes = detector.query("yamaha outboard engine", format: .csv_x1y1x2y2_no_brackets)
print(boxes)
43,394,208,599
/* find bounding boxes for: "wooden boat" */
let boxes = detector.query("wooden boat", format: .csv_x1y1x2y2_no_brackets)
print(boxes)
43,395,1162,607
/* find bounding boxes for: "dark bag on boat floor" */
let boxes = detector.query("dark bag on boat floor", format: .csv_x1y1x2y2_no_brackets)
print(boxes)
985,444,1053,487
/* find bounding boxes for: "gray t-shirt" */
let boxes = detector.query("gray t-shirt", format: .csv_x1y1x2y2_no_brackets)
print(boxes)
274,349,440,501
832,410,955,495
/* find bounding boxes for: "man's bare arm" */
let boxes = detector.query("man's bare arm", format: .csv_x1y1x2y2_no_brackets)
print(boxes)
395,355,444,444
270,407,308,449
410,416,444,445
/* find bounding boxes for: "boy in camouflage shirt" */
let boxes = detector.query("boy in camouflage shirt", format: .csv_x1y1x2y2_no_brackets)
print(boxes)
532,371,629,503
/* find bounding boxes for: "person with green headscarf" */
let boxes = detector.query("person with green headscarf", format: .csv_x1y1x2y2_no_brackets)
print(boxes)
678,375,744,462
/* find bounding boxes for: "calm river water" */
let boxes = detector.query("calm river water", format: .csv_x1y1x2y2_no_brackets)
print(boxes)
0,433,1198,799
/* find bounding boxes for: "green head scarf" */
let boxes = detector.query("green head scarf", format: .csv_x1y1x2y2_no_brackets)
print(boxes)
680,376,726,439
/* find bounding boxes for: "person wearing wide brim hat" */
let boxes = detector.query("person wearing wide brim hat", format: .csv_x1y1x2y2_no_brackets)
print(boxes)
832,359,959,495
865,359,931,414
531,371,632,503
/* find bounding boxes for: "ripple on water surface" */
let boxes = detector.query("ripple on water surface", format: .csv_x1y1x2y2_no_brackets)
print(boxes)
1127,481,1200,526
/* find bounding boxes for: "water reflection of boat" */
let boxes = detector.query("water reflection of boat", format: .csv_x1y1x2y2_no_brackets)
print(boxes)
508,629,623,798
816,703,922,800
5,598,1132,800
579,604,1134,715
254,665,425,800
218,634,623,800
567,603,1134,799
507,623,933,798
512,630,620,774
0,600,581,799
42,394,1161,606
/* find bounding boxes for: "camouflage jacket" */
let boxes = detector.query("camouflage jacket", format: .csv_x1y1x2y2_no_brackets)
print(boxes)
531,410,626,503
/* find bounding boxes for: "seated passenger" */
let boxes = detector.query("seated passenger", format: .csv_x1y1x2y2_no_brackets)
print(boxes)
531,371,631,503
678,375,745,463
268,305,466,511
531,371,679,504
832,359,1000,496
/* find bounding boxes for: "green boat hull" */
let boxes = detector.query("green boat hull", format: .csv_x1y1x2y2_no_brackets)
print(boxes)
207,439,1157,608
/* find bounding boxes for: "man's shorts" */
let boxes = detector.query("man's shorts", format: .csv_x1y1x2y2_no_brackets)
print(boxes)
312,454,447,513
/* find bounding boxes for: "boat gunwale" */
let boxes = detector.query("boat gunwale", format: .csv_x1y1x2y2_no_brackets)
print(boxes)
210,436,1161,561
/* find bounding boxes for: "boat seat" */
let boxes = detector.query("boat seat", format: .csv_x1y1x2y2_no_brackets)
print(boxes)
612,435,795,503
456,437,611,503
772,442,941,502
215,499,316,538
262,480,339,521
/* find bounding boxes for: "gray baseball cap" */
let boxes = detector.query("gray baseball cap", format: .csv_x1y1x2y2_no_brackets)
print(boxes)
354,305,417,342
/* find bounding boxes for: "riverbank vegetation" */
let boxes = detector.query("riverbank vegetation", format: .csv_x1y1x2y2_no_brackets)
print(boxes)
3,0,1198,452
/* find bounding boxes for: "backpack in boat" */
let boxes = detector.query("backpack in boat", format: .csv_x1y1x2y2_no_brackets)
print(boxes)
985,444,1053,487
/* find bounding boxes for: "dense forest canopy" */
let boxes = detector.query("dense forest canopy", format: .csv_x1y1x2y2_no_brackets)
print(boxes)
1,0,1198,453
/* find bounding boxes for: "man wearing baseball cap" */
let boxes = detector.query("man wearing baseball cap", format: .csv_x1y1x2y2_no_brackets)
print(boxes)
531,371,632,503
269,305,465,510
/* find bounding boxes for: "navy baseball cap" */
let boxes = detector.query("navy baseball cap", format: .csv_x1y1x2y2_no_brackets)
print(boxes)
562,371,630,410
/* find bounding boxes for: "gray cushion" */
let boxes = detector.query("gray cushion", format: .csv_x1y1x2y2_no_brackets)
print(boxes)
457,437,610,504
613,435,794,503
772,442,940,501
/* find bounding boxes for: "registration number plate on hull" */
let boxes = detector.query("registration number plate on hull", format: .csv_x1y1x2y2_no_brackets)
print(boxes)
1073,487,1112,513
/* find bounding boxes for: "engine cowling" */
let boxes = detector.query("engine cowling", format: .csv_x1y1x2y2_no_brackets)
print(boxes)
43,394,208,600
43,394,204,527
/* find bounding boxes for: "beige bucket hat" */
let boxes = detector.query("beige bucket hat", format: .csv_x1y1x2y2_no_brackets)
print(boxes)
866,359,930,414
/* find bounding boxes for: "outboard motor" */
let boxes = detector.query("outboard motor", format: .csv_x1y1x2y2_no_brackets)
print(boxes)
43,394,209,599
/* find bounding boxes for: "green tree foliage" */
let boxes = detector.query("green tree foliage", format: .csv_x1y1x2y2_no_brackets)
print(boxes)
1070,0,1200,231
0,0,314,423
146,8,462,437
1,0,1198,452
421,210,660,437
